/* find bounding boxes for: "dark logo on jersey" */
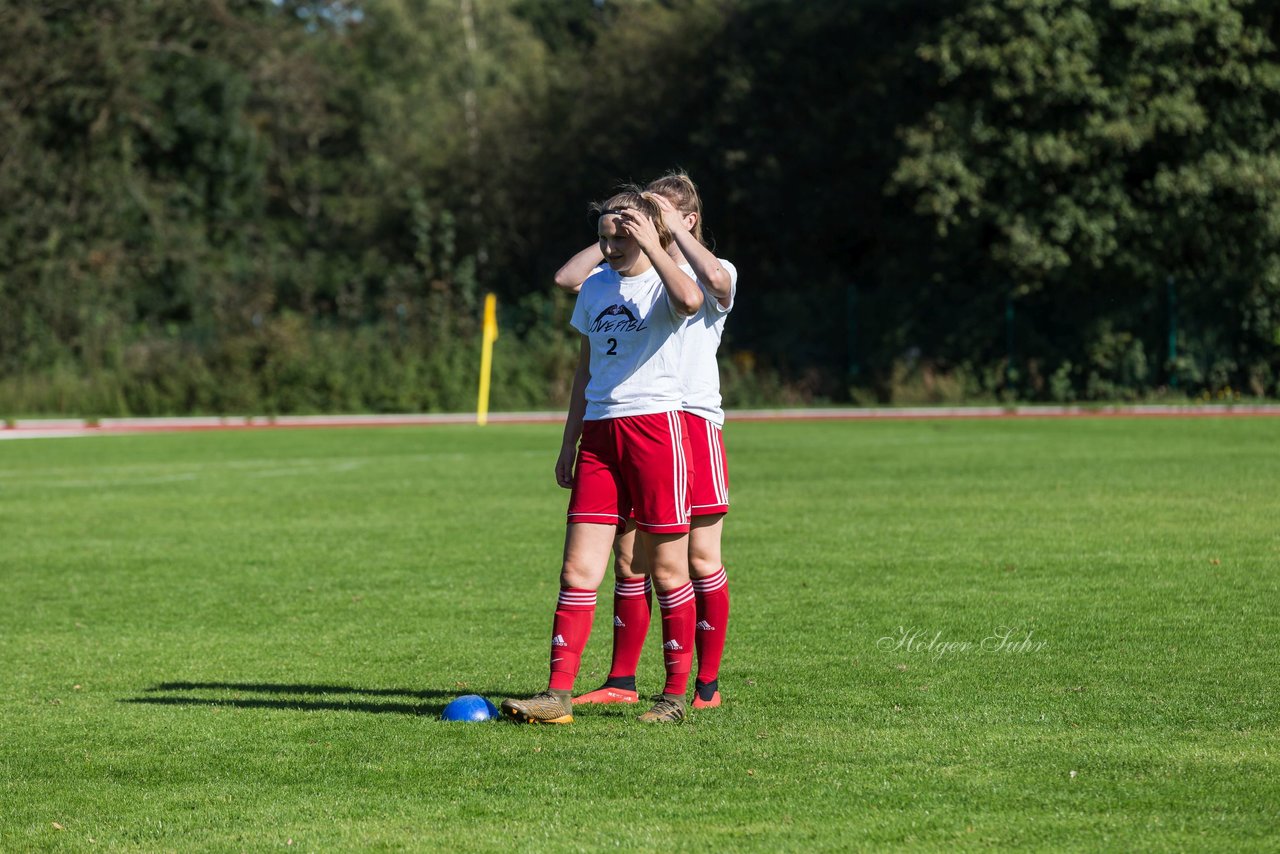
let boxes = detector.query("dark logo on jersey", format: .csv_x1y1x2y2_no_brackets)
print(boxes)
591,304,647,333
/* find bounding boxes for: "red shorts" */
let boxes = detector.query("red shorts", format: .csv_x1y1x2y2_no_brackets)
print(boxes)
682,412,730,516
567,412,692,534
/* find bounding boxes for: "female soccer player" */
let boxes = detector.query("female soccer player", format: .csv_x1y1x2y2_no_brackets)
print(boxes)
501,189,704,724
553,173,738,710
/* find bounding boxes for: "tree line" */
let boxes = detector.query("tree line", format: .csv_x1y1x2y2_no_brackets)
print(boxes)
3,0,1278,416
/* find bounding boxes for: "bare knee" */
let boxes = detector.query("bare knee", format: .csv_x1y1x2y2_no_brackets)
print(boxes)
688,516,724,580
643,532,690,591
613,545,644,580
689,554,721,580
560,560,602,590
648,564,684,590
559,523,617,590
611,527,646,580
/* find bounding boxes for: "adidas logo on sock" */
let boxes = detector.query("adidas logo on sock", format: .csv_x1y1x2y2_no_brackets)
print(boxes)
662,639,683,651
613,616,625,627
696,620,715,632
551,634,568,647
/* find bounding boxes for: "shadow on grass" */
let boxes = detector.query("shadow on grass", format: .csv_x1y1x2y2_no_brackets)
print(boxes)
122,681,509,717
148,681,461,699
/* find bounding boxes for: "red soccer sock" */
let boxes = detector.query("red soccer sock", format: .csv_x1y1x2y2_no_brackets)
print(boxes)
548,587,597,692
656,582,696,697
692,567,730,685
607,577,652,681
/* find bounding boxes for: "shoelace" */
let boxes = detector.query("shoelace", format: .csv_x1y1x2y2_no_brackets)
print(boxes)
648,698,683,717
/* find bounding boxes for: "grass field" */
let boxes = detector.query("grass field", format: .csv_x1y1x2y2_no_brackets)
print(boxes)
2,417,1278,851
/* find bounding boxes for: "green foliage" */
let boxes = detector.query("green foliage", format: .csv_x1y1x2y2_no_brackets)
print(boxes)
0,0,568,416
3,0,1280,413
890,0,1280,399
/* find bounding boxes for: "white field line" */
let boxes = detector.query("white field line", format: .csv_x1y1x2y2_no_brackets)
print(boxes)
0,428,101,440
0,451,501,490
33,460,369,489
3,404,1279,440
0,453,471,483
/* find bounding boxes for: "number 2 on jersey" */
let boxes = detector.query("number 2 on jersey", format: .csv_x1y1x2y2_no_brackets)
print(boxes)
606,338,618,355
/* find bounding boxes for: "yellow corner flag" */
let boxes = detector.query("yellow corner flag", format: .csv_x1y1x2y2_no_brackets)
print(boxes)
477,293,499,425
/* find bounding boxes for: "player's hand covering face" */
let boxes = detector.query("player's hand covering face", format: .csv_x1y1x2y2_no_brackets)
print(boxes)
613,207,663,256
598,213,644,272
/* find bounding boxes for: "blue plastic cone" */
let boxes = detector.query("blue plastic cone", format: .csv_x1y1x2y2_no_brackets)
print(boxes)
441,694,500,722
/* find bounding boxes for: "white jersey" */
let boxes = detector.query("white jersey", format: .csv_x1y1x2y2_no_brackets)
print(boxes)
680,259,737,426
570,266,688,421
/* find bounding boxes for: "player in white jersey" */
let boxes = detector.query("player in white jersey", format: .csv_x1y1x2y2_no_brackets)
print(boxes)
502,189,705,725
554,172,737,710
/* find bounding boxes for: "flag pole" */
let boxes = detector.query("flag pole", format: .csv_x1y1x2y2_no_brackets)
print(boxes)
477,293,498,425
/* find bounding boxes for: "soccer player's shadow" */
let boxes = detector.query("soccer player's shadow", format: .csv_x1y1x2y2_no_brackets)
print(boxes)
123,681,504,717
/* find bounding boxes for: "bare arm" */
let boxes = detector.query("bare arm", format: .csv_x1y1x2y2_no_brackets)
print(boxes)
553,244,604,294
649,248,704,317
556,335,592,489
653,195,733,308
